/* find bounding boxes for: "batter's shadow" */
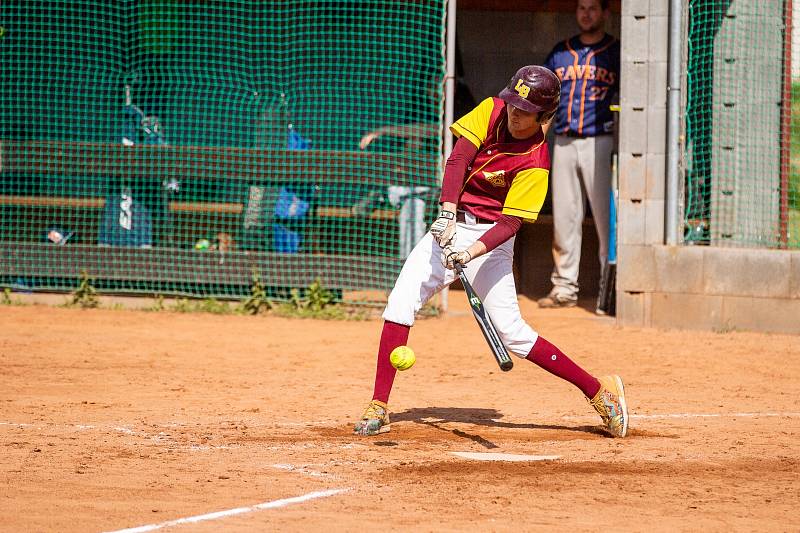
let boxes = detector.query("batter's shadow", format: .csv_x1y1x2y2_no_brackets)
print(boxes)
391,406,606,448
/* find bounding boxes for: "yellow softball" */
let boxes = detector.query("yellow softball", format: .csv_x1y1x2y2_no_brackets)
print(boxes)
390,346,416,371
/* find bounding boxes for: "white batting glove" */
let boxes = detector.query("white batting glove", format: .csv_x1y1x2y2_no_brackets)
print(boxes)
442,245,472,270
429,210,456,247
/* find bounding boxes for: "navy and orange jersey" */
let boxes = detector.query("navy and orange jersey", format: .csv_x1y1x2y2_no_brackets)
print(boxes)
449,97,550,223
544,33,620,137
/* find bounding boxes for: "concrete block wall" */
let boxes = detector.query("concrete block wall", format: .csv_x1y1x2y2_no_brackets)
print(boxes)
618,0,667,250
618,245,800,334
617,0,670,324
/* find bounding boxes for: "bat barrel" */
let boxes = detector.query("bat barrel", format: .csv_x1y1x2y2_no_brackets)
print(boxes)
454,262,514,373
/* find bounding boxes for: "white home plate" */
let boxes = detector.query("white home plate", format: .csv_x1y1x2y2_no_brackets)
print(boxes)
451,452,560,462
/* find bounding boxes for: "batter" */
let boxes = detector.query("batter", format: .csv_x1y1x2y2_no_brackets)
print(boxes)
354,65,629,438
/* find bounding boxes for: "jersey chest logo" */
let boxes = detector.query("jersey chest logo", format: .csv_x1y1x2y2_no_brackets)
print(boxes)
483,170,507,188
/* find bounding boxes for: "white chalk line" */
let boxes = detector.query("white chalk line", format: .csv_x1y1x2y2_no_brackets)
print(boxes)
481,412,800,424
631,412,800,420
270,463,332,478
0,420,338,431
103,488,348,533
452,452,560,462
0,422,239,451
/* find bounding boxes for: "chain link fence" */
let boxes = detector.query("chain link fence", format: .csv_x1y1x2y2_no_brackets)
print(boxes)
0,1,446,302
683,0,797,248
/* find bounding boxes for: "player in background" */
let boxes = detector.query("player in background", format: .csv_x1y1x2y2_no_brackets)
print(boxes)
354,66,629,439
538,0,620,311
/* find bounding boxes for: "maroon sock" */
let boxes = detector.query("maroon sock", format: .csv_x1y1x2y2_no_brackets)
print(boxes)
371,320,411,403
526,336,601,398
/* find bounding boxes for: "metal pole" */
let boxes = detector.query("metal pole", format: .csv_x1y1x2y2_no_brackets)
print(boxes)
441,0,456,312
444,0,456,159
779,0,793,248
665,0,683,245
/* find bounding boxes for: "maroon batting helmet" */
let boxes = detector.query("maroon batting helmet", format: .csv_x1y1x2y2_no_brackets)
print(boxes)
498,65,561,118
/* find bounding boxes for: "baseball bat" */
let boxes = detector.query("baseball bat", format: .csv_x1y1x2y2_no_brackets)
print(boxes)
596,189,617,315
453,263,513,372
596,104,620,316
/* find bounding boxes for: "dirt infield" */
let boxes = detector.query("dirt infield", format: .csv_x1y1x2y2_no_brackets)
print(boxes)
1,295,798,532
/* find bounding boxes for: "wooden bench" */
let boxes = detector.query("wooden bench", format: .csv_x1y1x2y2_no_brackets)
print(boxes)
0,195,399,220
0,141,439,294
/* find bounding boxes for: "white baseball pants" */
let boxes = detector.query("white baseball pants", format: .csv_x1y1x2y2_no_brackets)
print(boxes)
382,215,539,358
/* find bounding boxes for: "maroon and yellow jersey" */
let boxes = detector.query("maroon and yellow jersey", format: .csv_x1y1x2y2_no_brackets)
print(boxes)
450,97,550,223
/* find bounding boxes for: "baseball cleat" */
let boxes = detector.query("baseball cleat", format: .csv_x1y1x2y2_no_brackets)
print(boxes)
536,293,577,309
353,400,391,436
588,375,629,438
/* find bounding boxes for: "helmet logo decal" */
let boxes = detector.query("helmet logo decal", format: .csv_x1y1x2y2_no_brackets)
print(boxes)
514,78,530,98
483,170,507,188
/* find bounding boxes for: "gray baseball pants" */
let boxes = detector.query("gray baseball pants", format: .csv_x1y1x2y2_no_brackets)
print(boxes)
549,134,614,300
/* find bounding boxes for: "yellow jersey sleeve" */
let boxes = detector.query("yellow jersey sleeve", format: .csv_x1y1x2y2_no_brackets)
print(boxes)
449,97,495,148
502,168,549,222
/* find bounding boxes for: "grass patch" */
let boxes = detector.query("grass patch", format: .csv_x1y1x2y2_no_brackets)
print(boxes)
272,302,367,320
417,300,441,318
8,274,372,320
789,209,800,248
0,288,27,306
171,298,236,314
141,278,369,320
788,84,800,246
790,84,800,208
68,270,99,309
240,270,272,315
271,279,369,320
146,295,167,312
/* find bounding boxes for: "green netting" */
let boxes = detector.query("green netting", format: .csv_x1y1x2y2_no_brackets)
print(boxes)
0,1,447,302
683,0,797,248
